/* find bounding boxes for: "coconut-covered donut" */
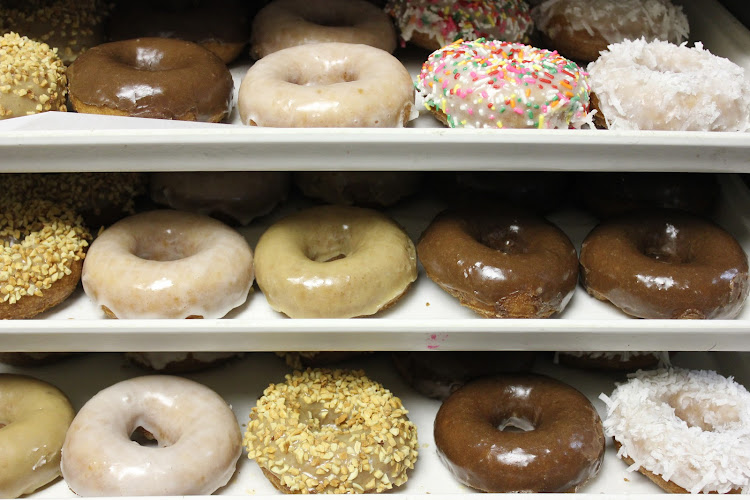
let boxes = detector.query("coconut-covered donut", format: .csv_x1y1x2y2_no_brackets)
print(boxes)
243,368,419,494
293,171,422,207
416,39,592,129
81,210,254,319
386,0,533,51
254,205,417,318
532,0,689,62
556,351,669,371
580,210,749,319
0,374,74,498
251,0,396,59
588,39,750,131
601,368,750,494
240,42,415,127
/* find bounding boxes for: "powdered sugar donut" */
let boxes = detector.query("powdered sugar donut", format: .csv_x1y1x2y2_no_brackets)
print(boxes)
587,39,750,131
416,39,591,128
601,368,750,494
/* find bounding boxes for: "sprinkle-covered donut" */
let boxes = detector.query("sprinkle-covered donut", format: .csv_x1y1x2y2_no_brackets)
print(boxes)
601,368,750,493
243,368,419,494
415,39,591,129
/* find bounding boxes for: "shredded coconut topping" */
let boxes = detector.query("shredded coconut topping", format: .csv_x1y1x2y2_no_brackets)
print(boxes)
601,368,750,494
243,368,419,494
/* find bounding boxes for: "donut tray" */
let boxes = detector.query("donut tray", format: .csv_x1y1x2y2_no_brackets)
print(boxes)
0,0,749,173
4,350,745,499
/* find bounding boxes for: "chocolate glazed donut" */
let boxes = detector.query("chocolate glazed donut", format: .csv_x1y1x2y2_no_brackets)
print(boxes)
434,374,605,492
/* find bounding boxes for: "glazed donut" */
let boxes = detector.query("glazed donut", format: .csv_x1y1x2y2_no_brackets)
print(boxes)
61,375,241,496
150,171,290,226
239,42,416,127
435,374,605,492
0,33,67,120
67,37,233,122
587,39,750,131
0,374,74,498
601,368,750,493
254,205,417,318
250,0,396,59
293,171,422,207
125,352,240,373
386,0,533,51
81,210,254,319
532,0,689,62
0,198,90,319
243,368,419,494
556,351,669,371
579,210,749,319
416,39,592,129
417,205,578,318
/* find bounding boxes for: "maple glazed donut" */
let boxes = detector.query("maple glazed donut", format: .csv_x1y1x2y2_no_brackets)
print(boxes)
0,374,75,498
250,0,396,59
580,210,749,319
416,39,591,129
417,205,578,318
61,375,242,496
435,374,605,492
239,42,416,127
67,37,233,122
243,368,419,493
254,205,417,318
81,210,254,319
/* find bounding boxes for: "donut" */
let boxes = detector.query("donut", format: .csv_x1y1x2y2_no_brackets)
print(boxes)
243,368,419,494
417,205,578,318
254,205,416,318
0,352,72,366
532,0,689,62
67,37,233,122
587,39,750,131
150,171,290,226
125,352,240,373
556,351,669,371
0,32,67,120
250,0,396,59
275,351,371,369
81,210,254,319
61,375,241,496
415,39,592,129
239,42,416,127
434,374,605,492
386,0,533,51
601,368,750,493
293,171,422,207
579,210,749,319
0,374,74,498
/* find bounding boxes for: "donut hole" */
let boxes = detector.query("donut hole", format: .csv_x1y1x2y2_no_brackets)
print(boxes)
133,235,199,262
303,13,354,28
286,68,359,86
305,236,352,263
477,226,528,255
669,394,740,432
130,426,160,447
638,225,692,264
496,416,536,433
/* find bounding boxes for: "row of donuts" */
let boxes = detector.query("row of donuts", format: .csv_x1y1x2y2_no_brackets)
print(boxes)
2,350,749,496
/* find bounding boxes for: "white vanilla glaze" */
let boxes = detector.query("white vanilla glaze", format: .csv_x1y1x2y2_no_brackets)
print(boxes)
61,375,242,496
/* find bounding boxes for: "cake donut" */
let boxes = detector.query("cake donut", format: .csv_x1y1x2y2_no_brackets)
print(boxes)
417,205,578,318
81,210,254,319
239,42,416,127
61,375,242,496
293,171,422,207
254,205,417,318
386,0,533,51
579,210,749,319
243,368,419,493
601,368,750,493
587,39,750,131
250,0,396,59
416,39,592,129
68,37,233,122
0,374,75,498
435,374,605,492
532,0,689,62
0,33,67,120
556,351,669,371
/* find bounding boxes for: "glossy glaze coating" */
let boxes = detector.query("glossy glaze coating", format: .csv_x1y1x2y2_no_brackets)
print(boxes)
417,206,578,318
580,210,749,319
61,375,242,496
68,37,233,121
434,374,605,492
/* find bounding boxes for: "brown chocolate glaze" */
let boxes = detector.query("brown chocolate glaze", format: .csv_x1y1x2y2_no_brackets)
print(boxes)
580,210,749,319
67,37,234,122
434,374,605,492
417,205,578,318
